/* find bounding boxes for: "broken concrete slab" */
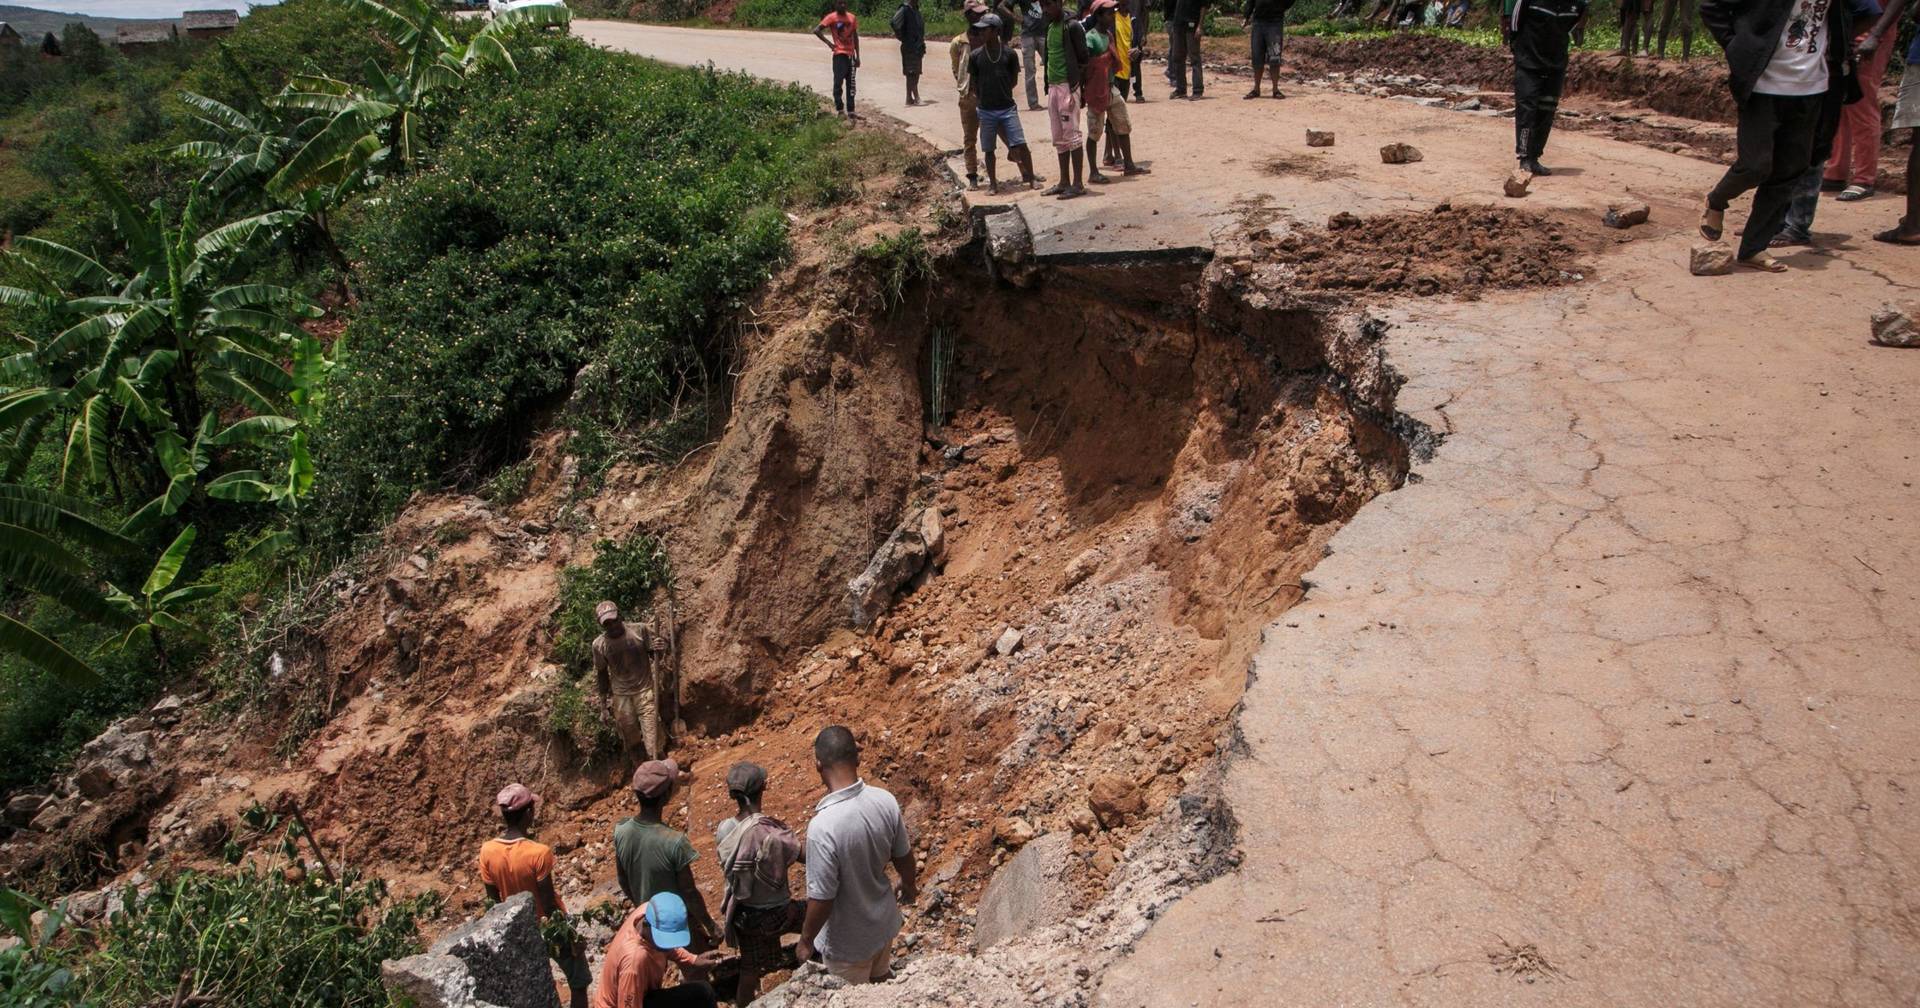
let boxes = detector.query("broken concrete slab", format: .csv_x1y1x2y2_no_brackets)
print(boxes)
1869,300,1919,347
982,207,1039,287
993,626,1024,656
973,832,1071,950
1604,200,1651,229
1379,143,1424,164
382,893,559,1008
1689,244,1735,276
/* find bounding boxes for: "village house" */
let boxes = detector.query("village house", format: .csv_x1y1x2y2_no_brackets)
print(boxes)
181,9,239,38
113,23,178,50
0,22,25,47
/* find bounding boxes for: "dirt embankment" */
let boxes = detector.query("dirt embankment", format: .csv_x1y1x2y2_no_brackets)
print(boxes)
1,131,1421,1001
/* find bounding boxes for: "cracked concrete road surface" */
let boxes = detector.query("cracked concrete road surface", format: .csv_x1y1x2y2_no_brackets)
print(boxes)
582,23,1920,1005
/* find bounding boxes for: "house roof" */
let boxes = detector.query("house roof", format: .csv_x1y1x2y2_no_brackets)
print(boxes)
180,9,240,29
0,22,22,39
115,23,176,43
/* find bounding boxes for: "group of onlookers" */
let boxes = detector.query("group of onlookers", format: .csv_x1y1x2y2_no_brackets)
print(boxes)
478,727,914,1008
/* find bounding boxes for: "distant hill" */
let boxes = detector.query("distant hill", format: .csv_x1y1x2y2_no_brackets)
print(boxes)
0,4,179,40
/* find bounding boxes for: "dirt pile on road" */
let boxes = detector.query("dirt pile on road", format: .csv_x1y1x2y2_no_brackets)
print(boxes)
1249,205,1586,297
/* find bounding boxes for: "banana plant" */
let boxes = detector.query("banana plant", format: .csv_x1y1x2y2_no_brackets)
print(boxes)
265,0,568,190
102,524,216,670
0,482,140,687
0,158,320,508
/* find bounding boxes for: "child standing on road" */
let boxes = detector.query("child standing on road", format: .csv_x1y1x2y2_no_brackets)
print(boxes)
815,0,862,120
970,13,1042,192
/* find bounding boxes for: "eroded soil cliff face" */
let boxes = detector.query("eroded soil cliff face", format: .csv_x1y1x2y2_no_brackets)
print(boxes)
2,167,1414,997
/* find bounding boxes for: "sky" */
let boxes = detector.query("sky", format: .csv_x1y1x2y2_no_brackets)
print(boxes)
18,0,280,19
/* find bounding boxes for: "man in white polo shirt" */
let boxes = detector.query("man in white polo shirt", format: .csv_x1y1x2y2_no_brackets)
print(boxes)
795,725,918,984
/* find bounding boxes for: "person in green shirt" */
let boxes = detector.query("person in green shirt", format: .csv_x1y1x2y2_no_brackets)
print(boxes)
614,759,720,950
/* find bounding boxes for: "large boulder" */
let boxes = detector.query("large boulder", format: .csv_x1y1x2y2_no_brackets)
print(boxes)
983,208,1039,288
382,893,560,1008
70,723,156,799
845,510,938,628
973,832,1072,950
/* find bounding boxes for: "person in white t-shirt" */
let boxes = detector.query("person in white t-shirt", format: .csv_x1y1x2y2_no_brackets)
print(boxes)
1698,0,1855,269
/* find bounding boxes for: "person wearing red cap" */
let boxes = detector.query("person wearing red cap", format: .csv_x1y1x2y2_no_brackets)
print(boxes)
593,600,669,767
614,760,720,955
480,784,591,1008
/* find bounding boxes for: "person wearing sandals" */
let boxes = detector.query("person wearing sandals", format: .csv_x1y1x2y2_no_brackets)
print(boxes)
1040,0,1090,198
1770,0,1880,247
1699,0,1856,271
1857,0,1919,244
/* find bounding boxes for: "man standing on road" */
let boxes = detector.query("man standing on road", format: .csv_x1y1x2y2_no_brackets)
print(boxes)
972,12,1044,191
795,726,918,985
479,784,590,1008
1699,0,1854,269
1243,0,1293,98
1821,0,1890,199
1020,0,1049,108
614,759,722,955
1502,0,1586,175
1041,0,1089,197
815,0,862,120
1125,0,1151,99
1163,0,1205,98
892,0,927,106
954,2,987,188
593,600,668,767
1858,0,1919,244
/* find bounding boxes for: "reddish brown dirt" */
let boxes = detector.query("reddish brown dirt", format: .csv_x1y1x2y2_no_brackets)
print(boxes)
4,129,1410,992
1252,206,1588,297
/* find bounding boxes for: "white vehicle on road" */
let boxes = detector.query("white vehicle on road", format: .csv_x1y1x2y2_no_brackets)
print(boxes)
488,0,570,28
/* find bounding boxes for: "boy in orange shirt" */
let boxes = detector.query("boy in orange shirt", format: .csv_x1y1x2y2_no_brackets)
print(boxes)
594,893,725,1008
479,784,591,1008
814,0,862,120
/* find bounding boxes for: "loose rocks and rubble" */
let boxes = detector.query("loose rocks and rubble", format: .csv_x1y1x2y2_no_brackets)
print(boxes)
1690,244,1735,276
1504,170,1533,198
1260,206,1585,297
382,893,560,1008
1305,129,1335,147
1869,300,1918,347
1604,200,1651,229
1379,142,1424,164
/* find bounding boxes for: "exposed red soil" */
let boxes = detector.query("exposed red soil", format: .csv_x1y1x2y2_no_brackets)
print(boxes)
1249,205,1588,297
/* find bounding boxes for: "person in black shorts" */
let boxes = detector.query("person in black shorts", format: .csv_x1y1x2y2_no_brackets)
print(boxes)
891,0,927,105
1243,0,1293,98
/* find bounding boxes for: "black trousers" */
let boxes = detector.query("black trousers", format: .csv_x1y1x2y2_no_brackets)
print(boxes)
1512,18,1573,159
832,52,856,113
1707,91,1822,259
1165,21,1202,94
645,982,717,1008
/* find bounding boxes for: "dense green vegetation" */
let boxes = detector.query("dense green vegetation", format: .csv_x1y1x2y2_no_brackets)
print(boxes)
3,0,855,808
1,807,438,1006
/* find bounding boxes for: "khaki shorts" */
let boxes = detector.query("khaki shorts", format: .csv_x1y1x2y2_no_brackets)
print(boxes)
611,689,660,759
1106,88,1131,134
824,945,893,984
1893,67,1920,131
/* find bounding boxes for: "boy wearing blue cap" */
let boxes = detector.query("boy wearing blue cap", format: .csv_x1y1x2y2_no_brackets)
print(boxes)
593,893,724,1008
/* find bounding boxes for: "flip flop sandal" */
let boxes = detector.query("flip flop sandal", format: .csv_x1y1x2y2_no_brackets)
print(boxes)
1699,210,1724,242
1737,253,1788,273
1835,185,1872,201
1041,184,1067,196
1872,228,1920,246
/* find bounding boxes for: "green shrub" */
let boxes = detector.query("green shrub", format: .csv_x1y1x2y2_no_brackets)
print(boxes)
545,679,622,758
551,536,672,676
481,459,536,506
81,813,438,1007
310,40,835,542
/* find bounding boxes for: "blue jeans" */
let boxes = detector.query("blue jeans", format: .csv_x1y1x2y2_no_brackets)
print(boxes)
979,105,1026,154
1779,164,1821,242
